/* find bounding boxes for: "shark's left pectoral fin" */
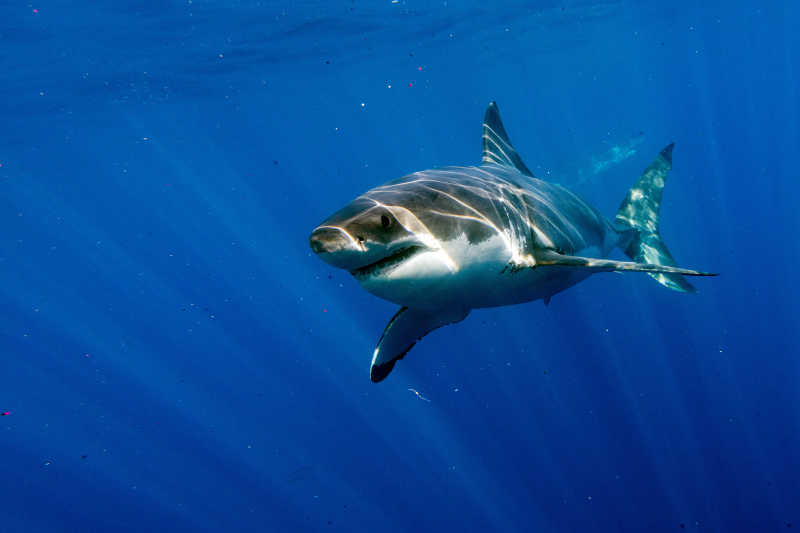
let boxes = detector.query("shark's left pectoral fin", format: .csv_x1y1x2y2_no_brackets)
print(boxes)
535,250,718,279
370,307,470,383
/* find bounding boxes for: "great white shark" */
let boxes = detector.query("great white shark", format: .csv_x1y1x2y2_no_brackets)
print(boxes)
309,102,716,382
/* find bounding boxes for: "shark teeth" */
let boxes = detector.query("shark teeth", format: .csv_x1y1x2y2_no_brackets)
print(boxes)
350,246,424,279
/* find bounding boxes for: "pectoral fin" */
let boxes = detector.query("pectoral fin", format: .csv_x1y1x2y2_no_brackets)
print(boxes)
370,306,470,383
535,249,717,278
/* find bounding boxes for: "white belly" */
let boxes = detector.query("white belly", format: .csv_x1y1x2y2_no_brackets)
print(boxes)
356,233,603,310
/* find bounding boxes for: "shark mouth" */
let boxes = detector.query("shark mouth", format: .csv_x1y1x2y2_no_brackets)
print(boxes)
350,245,425,279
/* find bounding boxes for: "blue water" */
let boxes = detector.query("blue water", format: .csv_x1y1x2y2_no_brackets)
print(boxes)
1,1,797,531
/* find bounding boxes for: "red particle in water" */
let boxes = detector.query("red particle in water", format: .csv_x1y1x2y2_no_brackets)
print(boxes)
417,66,422,71
1,412,10,416
408,82,412,87
322,308,327,313
33,8,38,13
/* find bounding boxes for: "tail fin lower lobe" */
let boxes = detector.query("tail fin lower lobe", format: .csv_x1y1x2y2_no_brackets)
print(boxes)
614,143,696,293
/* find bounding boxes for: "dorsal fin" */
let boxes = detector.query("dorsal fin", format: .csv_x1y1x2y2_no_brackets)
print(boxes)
481,101,533,176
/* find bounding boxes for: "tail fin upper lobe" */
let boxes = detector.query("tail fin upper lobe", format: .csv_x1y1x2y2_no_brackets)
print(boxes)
614,143,697,293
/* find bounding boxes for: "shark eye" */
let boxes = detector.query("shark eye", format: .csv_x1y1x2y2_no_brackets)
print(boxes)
380,214,391,229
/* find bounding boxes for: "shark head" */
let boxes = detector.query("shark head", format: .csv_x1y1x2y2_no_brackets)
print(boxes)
310,197,423,272
309,193,457,306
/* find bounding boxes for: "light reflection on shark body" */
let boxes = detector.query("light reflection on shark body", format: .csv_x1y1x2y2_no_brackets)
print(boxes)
350,164,614,310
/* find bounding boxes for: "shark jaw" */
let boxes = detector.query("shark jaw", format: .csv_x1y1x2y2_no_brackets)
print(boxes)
350,245,427,280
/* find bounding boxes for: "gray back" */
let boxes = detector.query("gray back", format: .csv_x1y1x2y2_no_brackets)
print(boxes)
362,163,612,257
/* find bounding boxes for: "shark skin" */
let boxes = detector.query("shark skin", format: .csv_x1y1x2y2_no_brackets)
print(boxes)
309,102,716,382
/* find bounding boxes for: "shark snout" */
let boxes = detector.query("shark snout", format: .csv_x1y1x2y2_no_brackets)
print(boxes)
309,226,371,270
310,226,359,253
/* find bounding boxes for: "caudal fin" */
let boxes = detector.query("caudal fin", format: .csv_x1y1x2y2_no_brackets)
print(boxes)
614,143,699,293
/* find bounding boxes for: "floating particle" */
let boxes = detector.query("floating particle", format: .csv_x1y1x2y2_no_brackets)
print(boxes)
408,83,412,87
408,388,430,402
1,411,9,416
81,455,88,460
322,309,327,313
360,102,365,107
42,459,52,466
33,8,39,13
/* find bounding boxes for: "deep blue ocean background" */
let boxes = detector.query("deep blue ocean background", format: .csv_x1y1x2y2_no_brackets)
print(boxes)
1,1,798,531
